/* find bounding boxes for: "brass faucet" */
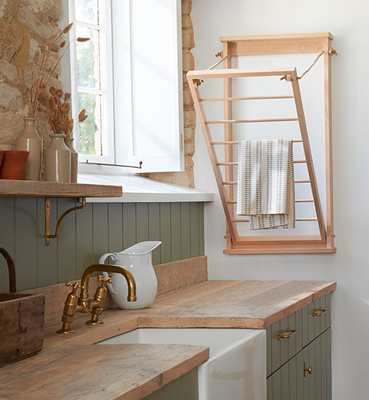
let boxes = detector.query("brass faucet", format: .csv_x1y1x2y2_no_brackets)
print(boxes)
57,264,136,334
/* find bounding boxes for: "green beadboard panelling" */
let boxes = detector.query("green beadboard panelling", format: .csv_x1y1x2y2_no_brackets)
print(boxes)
148,203,161,265
136,203,149,244
57,198,77,283
0,200,205,290
0,197,15,293
37,197,58,288
199,202,205,255
76,203,94,277
190,202,200,257
142,368,199,400
123,203,137,250
160,203,171,264
92,203,109,264
108,203,123,252
182,367,199,400
180,202,191,260
170,203,181,261
14,198,38,291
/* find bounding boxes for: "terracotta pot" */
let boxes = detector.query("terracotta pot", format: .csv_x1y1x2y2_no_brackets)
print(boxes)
0,151,4,170
0,151,29,180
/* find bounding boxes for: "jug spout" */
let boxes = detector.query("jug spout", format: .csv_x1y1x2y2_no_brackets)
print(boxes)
121,241,161,255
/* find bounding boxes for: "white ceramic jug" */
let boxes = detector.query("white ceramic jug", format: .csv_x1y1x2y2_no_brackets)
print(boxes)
99,241,161,309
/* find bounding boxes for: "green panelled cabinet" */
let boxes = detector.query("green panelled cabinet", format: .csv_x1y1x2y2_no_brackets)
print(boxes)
267,294,332,400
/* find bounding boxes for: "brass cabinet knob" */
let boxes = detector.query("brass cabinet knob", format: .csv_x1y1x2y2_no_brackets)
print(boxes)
304,362,312,377
277,328,296,340
312,308,326,317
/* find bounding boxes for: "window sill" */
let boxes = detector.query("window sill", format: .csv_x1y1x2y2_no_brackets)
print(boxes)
77,174,215,203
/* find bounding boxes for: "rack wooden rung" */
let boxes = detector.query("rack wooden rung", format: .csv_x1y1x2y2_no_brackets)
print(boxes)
218,160,306,166
232,218,318,223
206,117,298,124
227,199,314,204
200,95,294,102
211,139,303,145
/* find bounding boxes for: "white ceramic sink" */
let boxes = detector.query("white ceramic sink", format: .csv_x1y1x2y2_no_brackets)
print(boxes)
98,328,266,400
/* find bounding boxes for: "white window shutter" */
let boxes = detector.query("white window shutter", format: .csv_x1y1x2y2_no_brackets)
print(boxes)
112,0,184,173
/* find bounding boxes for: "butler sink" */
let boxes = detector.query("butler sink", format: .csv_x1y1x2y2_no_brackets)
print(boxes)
98,328,266,400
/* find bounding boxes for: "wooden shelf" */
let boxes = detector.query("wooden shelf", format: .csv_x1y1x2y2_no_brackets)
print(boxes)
0,179,122,198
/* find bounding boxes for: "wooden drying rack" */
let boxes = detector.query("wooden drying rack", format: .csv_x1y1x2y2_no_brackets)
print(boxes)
187,33,336,254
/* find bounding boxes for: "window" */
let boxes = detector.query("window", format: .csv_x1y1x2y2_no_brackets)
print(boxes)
66,0,183,173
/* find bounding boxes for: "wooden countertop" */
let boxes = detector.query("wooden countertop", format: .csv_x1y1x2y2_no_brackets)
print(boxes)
1,279,336,400
1,345,208,400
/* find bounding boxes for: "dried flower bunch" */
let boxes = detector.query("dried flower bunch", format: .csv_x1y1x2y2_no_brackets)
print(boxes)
29,22,90,137
38,86,88,137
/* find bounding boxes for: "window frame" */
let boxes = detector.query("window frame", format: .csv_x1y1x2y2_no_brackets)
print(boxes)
63,0,184,175
68,0,115,165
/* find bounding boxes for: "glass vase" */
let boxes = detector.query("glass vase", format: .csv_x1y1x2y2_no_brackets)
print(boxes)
45,133,71,182
64,137,78,183
15,117,43,181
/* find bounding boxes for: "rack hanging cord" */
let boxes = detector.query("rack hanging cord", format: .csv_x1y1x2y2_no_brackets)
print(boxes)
208,55,229,70
281,48,337,81
83,160,143,169
195,54,229,86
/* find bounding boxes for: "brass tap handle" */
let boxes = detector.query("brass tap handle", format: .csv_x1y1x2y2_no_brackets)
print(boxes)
66,281,84,294
97,275,112,287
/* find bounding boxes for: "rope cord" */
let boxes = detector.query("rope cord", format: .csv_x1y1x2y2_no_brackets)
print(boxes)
208,55,229,70
281,48,337,81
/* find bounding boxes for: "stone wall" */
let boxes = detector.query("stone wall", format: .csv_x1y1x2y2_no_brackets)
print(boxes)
0,0,196,187
0,0,62,153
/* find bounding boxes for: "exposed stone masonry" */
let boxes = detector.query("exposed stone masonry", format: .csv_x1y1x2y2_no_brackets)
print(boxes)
0,0,62,153
0,0,195,187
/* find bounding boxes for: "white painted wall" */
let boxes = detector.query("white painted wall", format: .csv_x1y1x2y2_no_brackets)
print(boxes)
192,1,369,399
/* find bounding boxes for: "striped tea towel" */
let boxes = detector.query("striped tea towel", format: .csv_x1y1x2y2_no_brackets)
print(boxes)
237,139,295,230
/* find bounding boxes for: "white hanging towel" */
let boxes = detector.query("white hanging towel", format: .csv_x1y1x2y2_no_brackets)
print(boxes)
237,139,295,230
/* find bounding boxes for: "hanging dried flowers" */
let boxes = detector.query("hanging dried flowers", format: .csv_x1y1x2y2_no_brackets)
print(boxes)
29,22,90,120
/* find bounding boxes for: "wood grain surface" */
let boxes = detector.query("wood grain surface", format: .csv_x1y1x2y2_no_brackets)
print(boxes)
2,279,336,400
0,180,122,198
0,344,209,400
42,279,336,350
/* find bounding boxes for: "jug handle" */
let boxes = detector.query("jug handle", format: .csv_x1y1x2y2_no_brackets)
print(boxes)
99,253,119,294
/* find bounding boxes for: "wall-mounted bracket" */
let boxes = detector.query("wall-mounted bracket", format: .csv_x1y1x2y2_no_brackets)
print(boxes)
45,197,86,246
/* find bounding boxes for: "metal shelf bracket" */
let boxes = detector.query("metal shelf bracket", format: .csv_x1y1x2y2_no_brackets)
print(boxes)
45,197,86,246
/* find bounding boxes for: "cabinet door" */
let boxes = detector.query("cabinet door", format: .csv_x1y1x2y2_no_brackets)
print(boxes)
267,328,331,400
303,328,331,400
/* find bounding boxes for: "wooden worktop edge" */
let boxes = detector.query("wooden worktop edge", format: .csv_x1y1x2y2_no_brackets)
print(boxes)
264,281,337,327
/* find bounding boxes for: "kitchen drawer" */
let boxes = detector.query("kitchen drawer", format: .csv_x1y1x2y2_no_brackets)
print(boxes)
267,294,331,376
267,328,331,400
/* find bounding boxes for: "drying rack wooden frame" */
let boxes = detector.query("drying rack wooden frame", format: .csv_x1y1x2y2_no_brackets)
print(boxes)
187,33,336,254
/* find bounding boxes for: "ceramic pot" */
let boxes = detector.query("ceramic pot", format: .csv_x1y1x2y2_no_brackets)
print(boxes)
0,151,4,170
15,117,43,181
99,241,162,309
64,137,78,183
0,151,29,180
45,133,71,182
